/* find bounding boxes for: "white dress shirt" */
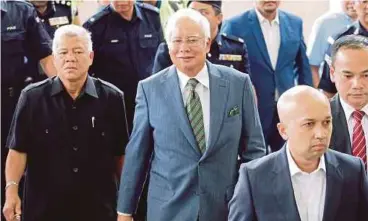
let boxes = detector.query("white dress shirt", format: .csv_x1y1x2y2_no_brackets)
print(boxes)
339,98,368,170
177,64,210,146
287,146,326,221
255,8,281,70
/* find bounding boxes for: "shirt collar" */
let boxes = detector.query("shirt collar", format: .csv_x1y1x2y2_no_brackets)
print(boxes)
255,8,279,25
50,75,99,99
1,0,8,13
358,22,368,36
176,64,209,92
339,97,368,121
286,144,326,177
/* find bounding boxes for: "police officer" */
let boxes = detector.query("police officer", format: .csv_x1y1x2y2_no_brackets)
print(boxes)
1,0,55,218
318,0,368,98
28,0,76,82
83,0,163,132
152,0,251,75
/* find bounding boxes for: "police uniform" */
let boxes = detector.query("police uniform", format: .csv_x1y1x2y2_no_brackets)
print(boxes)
27,0,73,83
152,31,251,74
1,0,52,214
6,76,129,221
318,22,368,94
83,2,163,131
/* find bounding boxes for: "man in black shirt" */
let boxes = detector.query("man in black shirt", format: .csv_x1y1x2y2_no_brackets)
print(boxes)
2,25,129,221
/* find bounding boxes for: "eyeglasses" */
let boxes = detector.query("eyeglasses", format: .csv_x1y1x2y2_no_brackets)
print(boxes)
169,36,204,48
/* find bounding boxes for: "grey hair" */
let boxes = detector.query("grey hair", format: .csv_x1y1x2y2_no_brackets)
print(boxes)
331,35,368,67
165,8,211,42
52,24,93,53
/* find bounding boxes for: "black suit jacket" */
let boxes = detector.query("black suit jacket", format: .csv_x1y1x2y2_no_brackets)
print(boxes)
330,95,352,154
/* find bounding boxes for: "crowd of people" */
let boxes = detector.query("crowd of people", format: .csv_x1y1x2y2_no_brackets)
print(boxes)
1,0,368,221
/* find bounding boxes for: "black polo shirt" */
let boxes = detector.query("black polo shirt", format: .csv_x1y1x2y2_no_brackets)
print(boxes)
6,76,129,221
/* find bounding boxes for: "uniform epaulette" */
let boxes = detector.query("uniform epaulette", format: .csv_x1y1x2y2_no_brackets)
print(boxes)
97,78,124,95
221,33,244,44
23,78,51,92
13,0,33,8
54,0,72,7
84,7,110,26
136,2,160,14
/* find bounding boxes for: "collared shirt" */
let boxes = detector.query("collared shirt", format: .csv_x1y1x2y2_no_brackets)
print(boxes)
339,97,368,170
1,0,52,86
177,64,210,146
83,3,163,131
307,11,355,66
7,76,129,221
287,145,326,221
255,8,280,70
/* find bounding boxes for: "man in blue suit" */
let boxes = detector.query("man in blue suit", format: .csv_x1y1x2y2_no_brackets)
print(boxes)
117,8,266,221
222,0,312,152
229,86,368,221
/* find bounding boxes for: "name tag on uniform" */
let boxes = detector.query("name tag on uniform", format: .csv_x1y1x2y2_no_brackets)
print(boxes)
49,16,69,26
144,34,152,38
219,54,242,61
111,39,119,43
6,26,16,31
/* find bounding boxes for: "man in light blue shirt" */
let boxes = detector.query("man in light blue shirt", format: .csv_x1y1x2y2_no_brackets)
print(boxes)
307,0,357,87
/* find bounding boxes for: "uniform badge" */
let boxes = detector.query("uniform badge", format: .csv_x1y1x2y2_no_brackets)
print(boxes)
6,26,16,31
219,54,242,61
144,34,153,38
49,16,69,26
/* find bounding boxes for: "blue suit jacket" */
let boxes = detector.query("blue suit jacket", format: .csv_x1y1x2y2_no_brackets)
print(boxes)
229,147,368,221
222,9,312,137
117,61,266,221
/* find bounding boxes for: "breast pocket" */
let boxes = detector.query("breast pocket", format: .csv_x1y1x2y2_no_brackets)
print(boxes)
100,38,128,62
90,116,115,155
139,32,160,73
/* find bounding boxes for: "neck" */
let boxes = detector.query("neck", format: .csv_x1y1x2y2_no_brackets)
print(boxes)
290,149,320,173
144,0,157,6
258,8,277,22
360,21,368,32
59,75,87,100
36,5,48,15
210,28,218,43
119,8,134,21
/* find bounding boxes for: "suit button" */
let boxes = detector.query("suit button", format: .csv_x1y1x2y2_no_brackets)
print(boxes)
72,105,76,109
73,146,78,151
72,125,78,131
72,168,79,173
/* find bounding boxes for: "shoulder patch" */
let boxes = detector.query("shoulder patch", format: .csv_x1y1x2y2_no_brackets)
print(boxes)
84,8,110,27
136,2,159,13
22,78,51,92
221,33,244,44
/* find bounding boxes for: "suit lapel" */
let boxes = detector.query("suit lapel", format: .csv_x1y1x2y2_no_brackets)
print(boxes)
248,9,273,71
272,147,301,221
330,95,352,154
275,11,294,71
323,151,343,221
204,62,229,157
162,66,201,156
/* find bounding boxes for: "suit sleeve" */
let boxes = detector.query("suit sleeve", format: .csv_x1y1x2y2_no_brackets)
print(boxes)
117,82,153,214
358,158,368,221
152,42,173,74
228,164,256,221
295,21,313,86
240,75,266,163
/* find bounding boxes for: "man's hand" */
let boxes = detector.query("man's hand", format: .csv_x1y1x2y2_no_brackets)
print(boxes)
3,186,22,221
117,214,133,221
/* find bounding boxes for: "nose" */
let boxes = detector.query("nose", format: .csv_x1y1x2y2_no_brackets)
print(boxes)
178,41,190,53
65,52,76,62
314,125,327,140
351,76,363,89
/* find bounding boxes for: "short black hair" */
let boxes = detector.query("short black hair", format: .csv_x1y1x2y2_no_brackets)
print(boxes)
331,35,368,67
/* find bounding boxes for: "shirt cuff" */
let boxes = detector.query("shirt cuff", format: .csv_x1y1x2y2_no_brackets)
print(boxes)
117,212,132,216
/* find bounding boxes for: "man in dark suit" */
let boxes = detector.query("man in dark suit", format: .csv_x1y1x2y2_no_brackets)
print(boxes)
117,8,266,221
329,35,368,169
222,0,312,152
229,85,368,221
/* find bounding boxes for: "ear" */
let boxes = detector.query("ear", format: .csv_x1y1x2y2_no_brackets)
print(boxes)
277,122,288,141
89,51,94,65
205,37,211,53
216,13,223,26
330,65,336,83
